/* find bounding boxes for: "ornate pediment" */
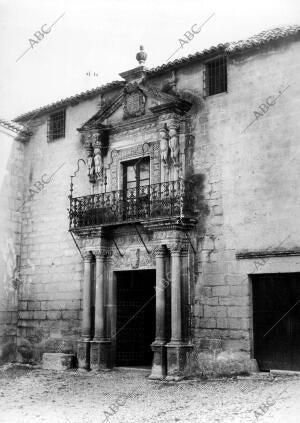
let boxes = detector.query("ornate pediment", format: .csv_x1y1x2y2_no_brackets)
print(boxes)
76,47,194,185
78,82,191,132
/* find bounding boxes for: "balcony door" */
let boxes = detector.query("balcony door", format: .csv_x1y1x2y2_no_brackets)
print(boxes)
123,157,150,220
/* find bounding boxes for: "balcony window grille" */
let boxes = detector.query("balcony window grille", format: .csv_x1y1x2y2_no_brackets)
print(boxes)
47,109,66,142
204,56,227,96
69,179,196,229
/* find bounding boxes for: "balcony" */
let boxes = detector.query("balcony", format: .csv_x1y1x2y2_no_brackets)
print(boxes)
69,179,197,230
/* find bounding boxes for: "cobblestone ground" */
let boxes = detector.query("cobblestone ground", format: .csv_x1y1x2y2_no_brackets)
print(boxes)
0,364,299,423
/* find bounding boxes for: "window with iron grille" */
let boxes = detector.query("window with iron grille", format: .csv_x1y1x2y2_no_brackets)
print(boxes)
204,56,227,96
47,109,66,142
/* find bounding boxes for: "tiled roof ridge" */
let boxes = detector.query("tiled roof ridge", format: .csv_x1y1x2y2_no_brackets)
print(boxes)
0,117,31,135
14,25,300,122
148,24,300,74
15,80,125,122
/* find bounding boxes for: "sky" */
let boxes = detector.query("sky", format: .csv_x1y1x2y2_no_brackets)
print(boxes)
0,0,299,121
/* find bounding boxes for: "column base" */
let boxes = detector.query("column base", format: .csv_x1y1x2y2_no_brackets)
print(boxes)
165,342,193,380
90,339,112,371
149,341,167,380
77,339,91,370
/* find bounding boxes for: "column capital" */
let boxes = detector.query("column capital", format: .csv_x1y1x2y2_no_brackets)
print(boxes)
105,250,114,262
169,244,182,256
181,244,189,257
94,250,107,259
154,245,167,258
83,251,93,262
169,243,189,256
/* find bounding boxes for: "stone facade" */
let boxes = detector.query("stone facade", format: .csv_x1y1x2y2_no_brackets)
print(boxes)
0,122,28,363
2,27,300,376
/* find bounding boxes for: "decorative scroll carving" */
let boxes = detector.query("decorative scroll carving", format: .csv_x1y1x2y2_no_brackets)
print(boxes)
111,247,155,269
132,249,140,269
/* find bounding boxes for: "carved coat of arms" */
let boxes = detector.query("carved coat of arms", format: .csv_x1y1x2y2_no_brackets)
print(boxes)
123,83,146,119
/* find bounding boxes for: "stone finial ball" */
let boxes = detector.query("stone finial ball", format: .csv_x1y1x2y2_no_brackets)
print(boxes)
136,45,147,65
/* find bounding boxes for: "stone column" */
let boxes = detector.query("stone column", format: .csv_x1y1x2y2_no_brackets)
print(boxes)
78,251,93,370
150,245,168,379
170,245,182,343
90,251,111,370
166,244,192,380
94,251,106,340
105,251,114,368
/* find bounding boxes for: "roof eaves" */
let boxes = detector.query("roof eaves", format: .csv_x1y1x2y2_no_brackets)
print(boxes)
0,118,31,136
14,80,125,123
147,25,300,76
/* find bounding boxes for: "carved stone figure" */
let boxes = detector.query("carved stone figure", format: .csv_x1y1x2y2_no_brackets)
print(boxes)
94,143,102,177
86,146,95,179
159,125,169,164
168,121,180,165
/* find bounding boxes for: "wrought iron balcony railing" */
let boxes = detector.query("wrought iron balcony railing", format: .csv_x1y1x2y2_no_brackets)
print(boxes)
69,180,196,229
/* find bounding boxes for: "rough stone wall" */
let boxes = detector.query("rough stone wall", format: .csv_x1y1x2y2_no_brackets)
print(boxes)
0,129,25,363
16,95,105,362
188,39,300,375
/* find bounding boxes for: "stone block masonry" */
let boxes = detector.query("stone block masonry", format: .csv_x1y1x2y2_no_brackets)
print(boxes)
0,131,25,363
4,30,300,377
42,353,76,370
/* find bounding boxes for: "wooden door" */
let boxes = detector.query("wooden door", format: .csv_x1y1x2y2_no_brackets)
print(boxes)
252,273,300,371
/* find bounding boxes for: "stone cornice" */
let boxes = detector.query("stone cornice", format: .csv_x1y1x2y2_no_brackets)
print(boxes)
236,249,300,259
109,114,158,134
141,217,197,232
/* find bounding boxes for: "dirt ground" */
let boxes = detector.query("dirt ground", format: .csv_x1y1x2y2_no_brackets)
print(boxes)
0,364,299,423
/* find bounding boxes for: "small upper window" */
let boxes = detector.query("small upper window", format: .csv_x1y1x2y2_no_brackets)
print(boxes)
47,109,66,142
205,56,227,96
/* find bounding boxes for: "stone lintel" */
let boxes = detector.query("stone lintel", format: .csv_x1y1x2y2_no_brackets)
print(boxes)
141,217,197,233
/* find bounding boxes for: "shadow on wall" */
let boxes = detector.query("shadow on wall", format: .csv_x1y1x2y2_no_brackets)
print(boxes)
188,173,210,236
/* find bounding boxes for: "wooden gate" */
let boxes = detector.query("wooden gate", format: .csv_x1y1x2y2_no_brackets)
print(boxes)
252,273,300,371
